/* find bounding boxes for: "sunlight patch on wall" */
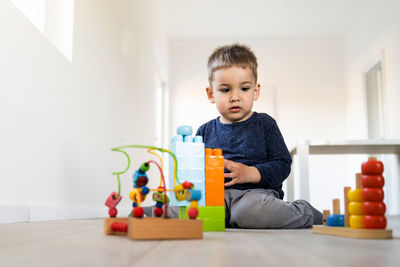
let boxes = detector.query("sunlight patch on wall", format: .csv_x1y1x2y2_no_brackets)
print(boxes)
11,0,74,62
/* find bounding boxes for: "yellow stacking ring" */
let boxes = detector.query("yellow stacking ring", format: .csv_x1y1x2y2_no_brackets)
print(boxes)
349,202,365,215
350,215,365,229
348,189,363,202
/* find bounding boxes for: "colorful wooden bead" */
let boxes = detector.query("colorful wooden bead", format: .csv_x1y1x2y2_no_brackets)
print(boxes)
361,159,384,175
362,188,384,202
133,207,144,218
154,207,163,217
361,175,385,188
157,186,165,193
108,208,118,217
105,192,122,209
348,202,364,215
364,215,387,229
140,162,150,172
349,215,365,229
182,181,194,189
327,214,344,227
363,202,386,215
188,208,199,219
190,201,198,209
185,189,202,201
174,184,186,201
111,222,128,232
348,189,363,202
141,186,150,195
155,201,163,208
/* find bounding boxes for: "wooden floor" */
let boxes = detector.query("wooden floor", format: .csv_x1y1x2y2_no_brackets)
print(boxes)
1,217,400,267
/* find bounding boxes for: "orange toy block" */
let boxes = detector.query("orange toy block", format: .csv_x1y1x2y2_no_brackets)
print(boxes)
205,148,225,206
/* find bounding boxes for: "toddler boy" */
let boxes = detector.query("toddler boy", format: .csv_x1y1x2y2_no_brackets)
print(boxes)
196,43,322,228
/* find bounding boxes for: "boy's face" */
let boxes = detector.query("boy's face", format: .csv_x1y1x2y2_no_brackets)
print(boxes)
207,66,260,124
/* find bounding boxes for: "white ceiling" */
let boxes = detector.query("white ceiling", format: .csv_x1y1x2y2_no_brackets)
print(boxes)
161,0,374,39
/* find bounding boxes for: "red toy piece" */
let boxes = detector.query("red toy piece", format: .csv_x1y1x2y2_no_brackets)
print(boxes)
108,208,118,217
188,208,199,219
362,188,384,202
111,222,128,232
364,215,387,229
363,202,386,215
361,175,385,188
105,192,122,209
182,181,194,189
361,158,384,175
133,207,144,218
154,207,163,217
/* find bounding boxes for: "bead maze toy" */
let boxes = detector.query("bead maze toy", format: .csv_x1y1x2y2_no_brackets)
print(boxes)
313,157,393,239
104,143,203,240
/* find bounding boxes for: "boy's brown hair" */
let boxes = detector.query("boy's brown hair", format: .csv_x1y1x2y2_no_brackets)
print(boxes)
207,43,258,84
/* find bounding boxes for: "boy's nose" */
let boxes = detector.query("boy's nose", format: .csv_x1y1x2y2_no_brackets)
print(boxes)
231,91,240,102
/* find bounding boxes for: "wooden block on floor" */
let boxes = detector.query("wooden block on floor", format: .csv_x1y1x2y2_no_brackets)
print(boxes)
128,217,203,240
104,217,129,236
313,225,392,239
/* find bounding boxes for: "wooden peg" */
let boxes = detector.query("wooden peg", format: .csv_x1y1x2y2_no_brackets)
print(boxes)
344,186,351,227
333,199,340,215
368,156,377,161
323,210,330,225
355,173,362,189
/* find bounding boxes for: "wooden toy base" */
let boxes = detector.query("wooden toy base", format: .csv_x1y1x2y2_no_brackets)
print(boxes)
313,225,393,239
104,217,203,240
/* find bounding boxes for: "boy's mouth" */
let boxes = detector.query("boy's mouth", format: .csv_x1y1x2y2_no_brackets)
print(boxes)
229,106,241,112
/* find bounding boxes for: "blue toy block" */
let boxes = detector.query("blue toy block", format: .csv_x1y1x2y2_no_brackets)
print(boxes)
193,136,203,143
184,136,193,142
170,142,204,157
327,214,345,227
175,156,205,169
177,168,205,181
170,135,183,144
177,125,193,136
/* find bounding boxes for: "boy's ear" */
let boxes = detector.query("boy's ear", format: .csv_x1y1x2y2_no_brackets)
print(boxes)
206,87,215,103
253,83,261,101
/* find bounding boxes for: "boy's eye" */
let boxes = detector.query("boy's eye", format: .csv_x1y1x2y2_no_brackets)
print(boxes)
241,87,250,91
220,88,230,93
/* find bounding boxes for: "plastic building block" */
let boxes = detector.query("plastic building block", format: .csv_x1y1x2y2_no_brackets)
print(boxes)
169,126,205,207
179,206,225,231
205,148,225,206
177,125,193,136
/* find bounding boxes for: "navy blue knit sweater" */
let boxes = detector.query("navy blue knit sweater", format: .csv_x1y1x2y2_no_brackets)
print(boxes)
196,112,292,199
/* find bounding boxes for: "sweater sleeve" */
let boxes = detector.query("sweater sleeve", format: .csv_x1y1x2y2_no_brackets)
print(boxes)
253,120,292,189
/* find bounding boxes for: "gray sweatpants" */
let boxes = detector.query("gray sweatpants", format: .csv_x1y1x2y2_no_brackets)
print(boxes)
142,188,322,229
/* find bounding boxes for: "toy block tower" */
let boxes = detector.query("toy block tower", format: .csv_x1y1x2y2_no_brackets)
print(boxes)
169,125,205,206
180,148,225,231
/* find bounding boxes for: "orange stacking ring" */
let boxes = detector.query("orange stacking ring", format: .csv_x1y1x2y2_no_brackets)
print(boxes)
362,188,384,202
363,202,386,215
361,175,385,188
364,215,387,229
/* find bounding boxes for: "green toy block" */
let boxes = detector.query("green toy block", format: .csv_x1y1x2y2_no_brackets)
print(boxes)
179,206,225,231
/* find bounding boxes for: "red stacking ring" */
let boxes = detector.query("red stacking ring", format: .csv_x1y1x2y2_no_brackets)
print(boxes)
363,202,386,215
361,160,384,175
361,175,385,188
362,188,384,202
364,215,387,229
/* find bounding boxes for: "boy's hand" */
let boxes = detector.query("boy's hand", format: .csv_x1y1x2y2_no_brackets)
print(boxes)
224,159,261,186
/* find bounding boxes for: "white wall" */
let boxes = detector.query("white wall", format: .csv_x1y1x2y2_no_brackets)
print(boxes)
344,0,400,214
169,38,347,211
0,0,167,222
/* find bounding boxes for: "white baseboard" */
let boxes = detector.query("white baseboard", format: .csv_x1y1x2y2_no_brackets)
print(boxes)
0,204,131,223
0,204,30,223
